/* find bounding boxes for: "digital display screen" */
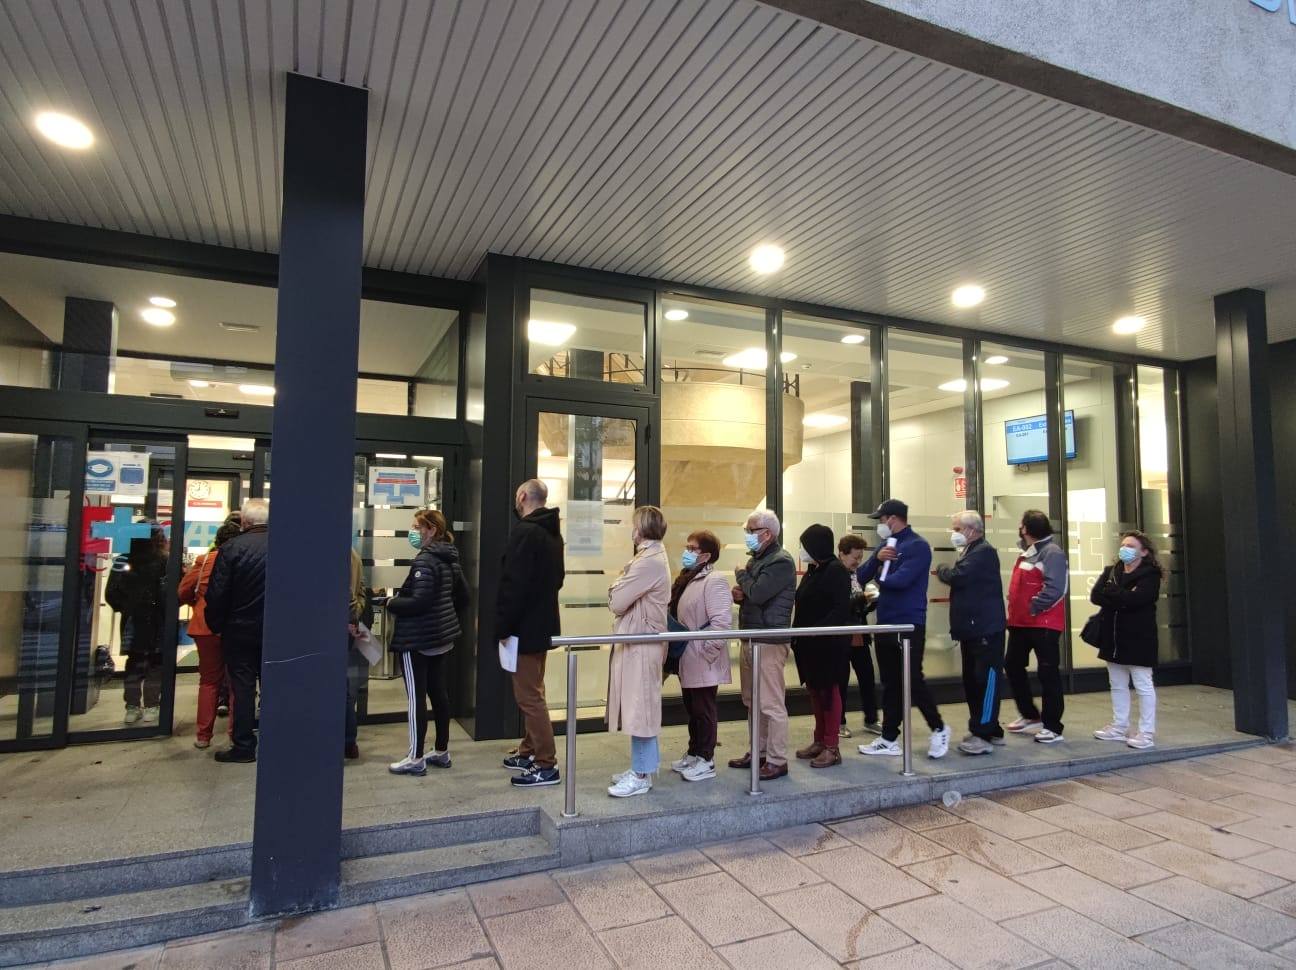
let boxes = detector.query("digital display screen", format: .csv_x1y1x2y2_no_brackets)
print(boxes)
1005,410,1075,465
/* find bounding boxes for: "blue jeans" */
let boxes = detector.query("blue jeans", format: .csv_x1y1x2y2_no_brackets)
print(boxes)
631,735,659,775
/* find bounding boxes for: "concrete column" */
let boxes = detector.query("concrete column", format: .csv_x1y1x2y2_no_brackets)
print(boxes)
250,73,368,917
1214,288,1288,739
56,297,116,393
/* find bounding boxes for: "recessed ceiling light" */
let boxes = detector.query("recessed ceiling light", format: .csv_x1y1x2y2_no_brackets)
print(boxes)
938,378,1010,393
951,284,986,308
188,379,210,388
239,384,275,397
803,413,848,429
721,348,797,370
34,111,94,150
1113,315,1146,335
664,309,689,322
840,333,867,345
749,244,785,274
149,296,177,308
984,354,1009,365
141,307,175,327
527,319,576,347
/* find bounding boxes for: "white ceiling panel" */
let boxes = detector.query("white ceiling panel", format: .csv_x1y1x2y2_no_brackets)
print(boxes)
0,0,1294,360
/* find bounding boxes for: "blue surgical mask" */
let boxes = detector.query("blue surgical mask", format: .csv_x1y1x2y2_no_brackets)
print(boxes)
876,523,893,541
950,531,968,548
744,532,761,553
1118,546,1139,565
681,550,699,570
407,531,423,550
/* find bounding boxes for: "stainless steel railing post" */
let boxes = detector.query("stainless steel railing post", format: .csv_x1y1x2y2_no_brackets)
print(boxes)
901,636,915,778
562,646,579,818
749,638,762,796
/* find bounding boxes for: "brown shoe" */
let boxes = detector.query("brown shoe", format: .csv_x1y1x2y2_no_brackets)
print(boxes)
810,747,842,768
759,761,789,781
728,752,767,769
795,742,825,760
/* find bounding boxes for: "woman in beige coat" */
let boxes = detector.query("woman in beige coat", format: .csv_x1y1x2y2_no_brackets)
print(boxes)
606,506,672,798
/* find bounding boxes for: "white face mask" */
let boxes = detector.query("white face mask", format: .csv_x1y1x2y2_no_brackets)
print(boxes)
798,546,813,563
876,522,893,541
950,531,968,548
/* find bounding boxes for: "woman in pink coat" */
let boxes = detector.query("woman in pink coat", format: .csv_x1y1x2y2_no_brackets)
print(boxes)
668,530,733,782
606,506,672,798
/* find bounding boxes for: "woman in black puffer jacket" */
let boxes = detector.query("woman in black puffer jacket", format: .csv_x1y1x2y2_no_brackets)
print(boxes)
386,508,468,776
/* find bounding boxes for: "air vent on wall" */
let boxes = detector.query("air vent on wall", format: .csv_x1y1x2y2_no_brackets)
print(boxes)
220,321,260,333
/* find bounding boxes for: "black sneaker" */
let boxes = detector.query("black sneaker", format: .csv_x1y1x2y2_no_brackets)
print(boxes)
511,765,560,787
503,754,535,771
214,747,256,763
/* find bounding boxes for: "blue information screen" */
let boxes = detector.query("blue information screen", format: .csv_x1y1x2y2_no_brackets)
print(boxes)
1005,410,1075,465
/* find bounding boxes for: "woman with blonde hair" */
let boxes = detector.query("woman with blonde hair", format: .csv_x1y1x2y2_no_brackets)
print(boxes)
606,505,672,798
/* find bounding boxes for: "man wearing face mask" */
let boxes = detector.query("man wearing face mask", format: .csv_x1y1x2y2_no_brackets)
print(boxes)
1004,509,1069,744
936,511,1006,755
729,508,796,780
856,499,950,759
495,479,566,787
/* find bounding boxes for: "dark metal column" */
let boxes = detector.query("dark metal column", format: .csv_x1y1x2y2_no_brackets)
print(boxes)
849,380,874,514
963,338,983,513
1214,289,1288,739
765,307,784,521
56,297,117,392
250,73,368,917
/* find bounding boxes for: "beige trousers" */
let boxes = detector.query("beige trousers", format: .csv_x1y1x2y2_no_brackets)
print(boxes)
739,641,790,766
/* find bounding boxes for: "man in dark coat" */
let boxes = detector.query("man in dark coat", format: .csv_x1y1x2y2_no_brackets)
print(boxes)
936,511,1006,756
205,500,270,763
495,479,565,788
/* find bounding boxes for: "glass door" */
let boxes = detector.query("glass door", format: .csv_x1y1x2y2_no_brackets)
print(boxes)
524,400,651,721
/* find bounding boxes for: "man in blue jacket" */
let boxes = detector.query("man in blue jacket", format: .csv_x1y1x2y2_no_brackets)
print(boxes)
936,511,1006,756
856,499,950,759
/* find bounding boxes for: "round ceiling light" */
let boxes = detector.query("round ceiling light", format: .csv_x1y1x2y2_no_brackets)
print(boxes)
1113,315,1146,335
34,111,95,150
984,355,1009,365
951,284,986,308
749,244,785,274
149,296,177,308
664,309,689,322
840,333,867,345
140,307,175,327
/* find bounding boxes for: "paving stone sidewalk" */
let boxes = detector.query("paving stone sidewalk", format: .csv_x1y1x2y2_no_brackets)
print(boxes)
28,746,1296,969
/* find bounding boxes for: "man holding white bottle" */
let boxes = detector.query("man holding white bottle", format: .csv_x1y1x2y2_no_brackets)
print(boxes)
855,499,950,759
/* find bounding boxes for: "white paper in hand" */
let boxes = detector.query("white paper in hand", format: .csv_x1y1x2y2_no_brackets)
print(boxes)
353,623,382,666
879,537,899,582
499,636,519,673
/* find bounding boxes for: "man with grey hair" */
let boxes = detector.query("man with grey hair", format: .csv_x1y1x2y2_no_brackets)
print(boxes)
936,509,1006,755
729,508,796,780
205,499,270,763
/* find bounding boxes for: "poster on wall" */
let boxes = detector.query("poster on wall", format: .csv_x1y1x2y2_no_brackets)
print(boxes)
368,466,426,507
566,500,604,557
84,451,149,498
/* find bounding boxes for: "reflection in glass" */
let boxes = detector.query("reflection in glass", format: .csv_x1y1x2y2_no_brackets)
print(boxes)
527,289,646,384
1137,366,1187,662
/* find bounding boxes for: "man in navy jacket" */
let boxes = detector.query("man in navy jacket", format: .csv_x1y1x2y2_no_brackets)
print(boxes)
937,511,1006,755
856,499,950,759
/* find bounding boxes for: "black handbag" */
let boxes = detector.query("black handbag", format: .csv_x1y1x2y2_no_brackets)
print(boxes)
1080,612,1102,647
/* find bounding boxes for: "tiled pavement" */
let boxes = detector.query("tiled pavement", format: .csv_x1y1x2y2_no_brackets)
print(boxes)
26,745,1296,970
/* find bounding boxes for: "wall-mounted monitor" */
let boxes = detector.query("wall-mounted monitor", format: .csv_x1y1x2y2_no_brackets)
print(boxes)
1005,410,1076,465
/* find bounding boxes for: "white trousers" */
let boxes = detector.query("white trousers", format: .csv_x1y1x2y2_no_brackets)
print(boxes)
1107,662,1156,736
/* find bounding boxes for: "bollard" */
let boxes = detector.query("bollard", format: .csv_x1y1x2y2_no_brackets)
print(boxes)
562,647,579,817
749,639,762,796
901,636,915,777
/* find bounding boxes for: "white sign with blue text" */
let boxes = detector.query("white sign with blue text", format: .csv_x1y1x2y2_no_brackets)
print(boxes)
84,451,150,498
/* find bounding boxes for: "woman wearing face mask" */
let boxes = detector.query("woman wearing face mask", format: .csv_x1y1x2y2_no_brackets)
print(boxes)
668,530,733,782
606,506,672,798
1090,531,1164,750
385,508,469,776
792,525,853,768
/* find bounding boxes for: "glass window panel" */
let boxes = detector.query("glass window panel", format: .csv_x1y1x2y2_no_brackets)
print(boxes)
0,432,74,742
527,288,646,384
660,297,770,694
1137,366,1187,663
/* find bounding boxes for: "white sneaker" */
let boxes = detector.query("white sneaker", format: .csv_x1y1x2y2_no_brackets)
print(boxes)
610,768,636,785
928,725,951,759
859,737,902,756
388,755,427,776
123,706,143,725
1127,732,1155,750
671,754,700,774
681,759,716,782
1034,729,1065,744
1006,717,1042,733
141,706,160,725
1094,724,1128,742
608,772,652,798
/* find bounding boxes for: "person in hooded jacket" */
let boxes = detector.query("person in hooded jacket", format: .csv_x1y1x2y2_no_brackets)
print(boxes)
386,508,468,776
1090,531,1164,751
106,525,168,727
792,524,853,769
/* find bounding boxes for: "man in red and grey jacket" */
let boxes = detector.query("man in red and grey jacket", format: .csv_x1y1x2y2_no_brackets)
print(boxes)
1004,509,1069,744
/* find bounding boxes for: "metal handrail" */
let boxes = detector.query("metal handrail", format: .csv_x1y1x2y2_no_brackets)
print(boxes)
551,623,917,818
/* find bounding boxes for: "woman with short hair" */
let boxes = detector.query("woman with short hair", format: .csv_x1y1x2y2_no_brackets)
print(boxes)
606,505,672,798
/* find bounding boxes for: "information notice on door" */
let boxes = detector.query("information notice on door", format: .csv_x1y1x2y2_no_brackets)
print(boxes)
84,451,149,498
368,466,426,507
566,500,604,557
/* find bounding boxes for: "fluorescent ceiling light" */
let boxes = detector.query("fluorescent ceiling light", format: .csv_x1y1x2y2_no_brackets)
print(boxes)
840,334,867,345
149,296,177,308
375,453,408,460
938,378,1010,393
664,309,689,321
721,348,797,369
1113,315,1146,335
951,284,986,308
803,413,848,429
188,379,210,388
34,111,94,149
141,307,175,327
984,354,1009,365
749,244,785,274
239,384,275,397
189,435,256,451
527,319,576,347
